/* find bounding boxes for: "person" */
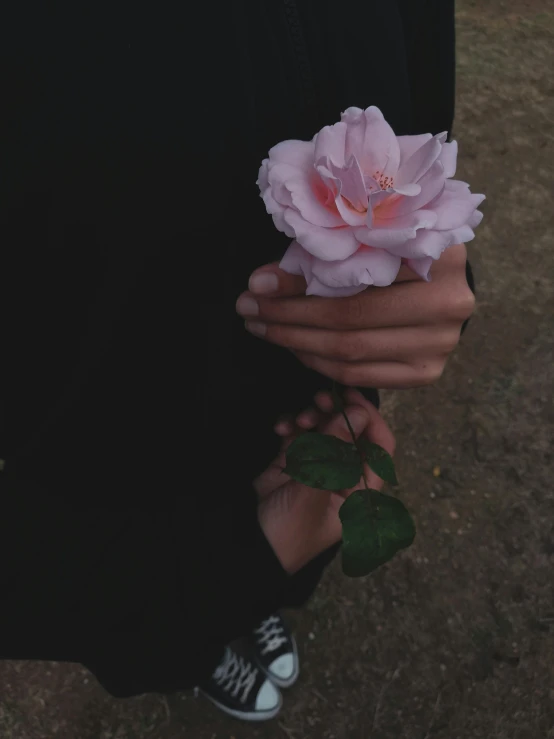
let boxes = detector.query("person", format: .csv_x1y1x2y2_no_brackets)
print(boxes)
0,0,474,722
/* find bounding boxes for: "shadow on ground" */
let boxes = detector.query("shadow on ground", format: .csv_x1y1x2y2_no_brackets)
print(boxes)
1,1,553,737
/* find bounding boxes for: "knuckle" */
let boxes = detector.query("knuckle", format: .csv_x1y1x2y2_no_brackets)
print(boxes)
415,359,446,386
440,328,461,354
448,284,475,321
425,360,446,385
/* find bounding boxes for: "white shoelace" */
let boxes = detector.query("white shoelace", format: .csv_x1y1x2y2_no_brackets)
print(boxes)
255,615,288,656
212,648,258,704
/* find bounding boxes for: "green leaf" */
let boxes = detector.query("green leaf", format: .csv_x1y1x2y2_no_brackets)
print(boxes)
339,490,415,577
284,432,363,491
358,438,398,485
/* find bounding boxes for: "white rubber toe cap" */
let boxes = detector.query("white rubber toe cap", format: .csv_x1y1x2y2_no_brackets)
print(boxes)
268,654,295,682
255,679,281,712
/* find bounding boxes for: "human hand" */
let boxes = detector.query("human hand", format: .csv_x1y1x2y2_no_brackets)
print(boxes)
255,390,395,574
236,244,474,388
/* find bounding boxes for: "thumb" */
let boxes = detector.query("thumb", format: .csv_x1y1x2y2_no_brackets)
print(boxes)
319,404,369,443
248,262,307,298
254,404,369,498
343,389,396,456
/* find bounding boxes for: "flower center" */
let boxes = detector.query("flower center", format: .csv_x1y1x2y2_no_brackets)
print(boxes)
343,197,367,214
373,170,395,190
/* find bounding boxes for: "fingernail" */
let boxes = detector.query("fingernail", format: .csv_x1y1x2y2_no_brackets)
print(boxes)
236,296,259,317
245,321,267,337
249,271,279,294
343,406,367,433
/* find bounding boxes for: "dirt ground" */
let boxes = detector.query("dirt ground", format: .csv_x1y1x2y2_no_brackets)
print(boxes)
1,1,553,738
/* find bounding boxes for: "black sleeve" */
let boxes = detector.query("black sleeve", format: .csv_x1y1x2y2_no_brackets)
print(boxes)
0,471,289,694
397,0,456,136
462,259,476,335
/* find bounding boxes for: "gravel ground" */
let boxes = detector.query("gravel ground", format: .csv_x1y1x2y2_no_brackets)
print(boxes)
1,1,553,737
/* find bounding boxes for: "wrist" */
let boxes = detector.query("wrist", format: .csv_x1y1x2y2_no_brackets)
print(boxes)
257,498,335,575
257,509,300,574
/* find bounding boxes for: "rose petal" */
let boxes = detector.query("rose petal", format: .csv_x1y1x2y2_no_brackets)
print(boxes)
396,136,442,186
330,156,368,211
266,164,298,209
288,179,343,228
334,197,368,227
405,257,433,281
444,179,470,194
440,141,458,178
268,140,315,170
312,247,401,289
468,209,484,229
390,161,446,217
316,158,340,198
314,122,348,167
257,159,270,191
357,210,437,249
343,108,367,166
262,187,287,216
397,133,433,165
433,193,485,230
355,226,414,249
306,275,367,297
368,189,392,211
273,212,296,238
364,107,401,179
448,225,475,244
327,157,369,227
364,174,381,194
385,229,452,259
267,162,343,227
344,106,400,179
393,183,422,196
374,208,438,231
341,107,365,125
262,188,295,236
280,240,313,276
284,209,360,261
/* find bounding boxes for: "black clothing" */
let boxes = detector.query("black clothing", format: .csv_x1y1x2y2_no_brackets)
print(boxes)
0,1,456,696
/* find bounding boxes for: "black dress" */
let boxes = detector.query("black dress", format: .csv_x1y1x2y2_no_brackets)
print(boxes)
0,0,456,696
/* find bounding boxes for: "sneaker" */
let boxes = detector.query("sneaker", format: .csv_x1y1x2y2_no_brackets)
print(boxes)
250,613,300,688
199,646,282,722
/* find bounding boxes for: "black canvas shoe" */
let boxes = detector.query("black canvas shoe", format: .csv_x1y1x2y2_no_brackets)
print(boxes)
250,613,300,688
199,646,282,721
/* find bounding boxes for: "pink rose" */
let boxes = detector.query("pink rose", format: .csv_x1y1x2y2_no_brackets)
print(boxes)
258,106,485,297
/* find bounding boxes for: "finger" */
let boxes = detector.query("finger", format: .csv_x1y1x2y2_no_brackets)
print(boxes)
314,391,334,413
343,389,395,456
323,389,395,493
274,416,295,436
248,263,307,298
257,404,349,498
318,403,369,443
296,407,320,429
257,426,298,496
254,458,290,498
237,280,450,330
245,322,458,362
343,389,395,491
297,352,446,389
238,245,471,330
